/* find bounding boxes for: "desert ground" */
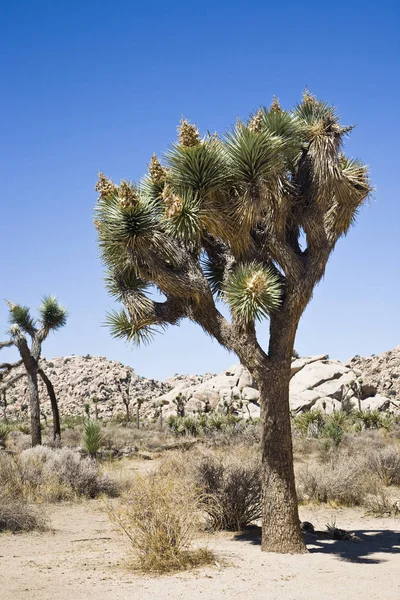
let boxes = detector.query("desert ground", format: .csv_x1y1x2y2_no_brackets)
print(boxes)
1,457,399,600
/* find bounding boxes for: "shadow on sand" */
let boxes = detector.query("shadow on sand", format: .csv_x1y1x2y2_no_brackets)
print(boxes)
233,526,400,564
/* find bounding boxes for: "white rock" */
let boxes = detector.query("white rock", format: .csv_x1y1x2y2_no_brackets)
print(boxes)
290,355,329,377
290,389,322,412
362,394,391,411
290,361,349,395
242,387,260,401
247,403,261,418
313,371,358,400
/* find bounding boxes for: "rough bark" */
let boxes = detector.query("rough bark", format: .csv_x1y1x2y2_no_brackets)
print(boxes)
27,369,41,446
1,390,7,422
38,368,61,443
258,366,305,553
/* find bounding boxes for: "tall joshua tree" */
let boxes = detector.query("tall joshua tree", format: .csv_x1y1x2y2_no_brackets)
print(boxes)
2,297,67,445
95,92,371,553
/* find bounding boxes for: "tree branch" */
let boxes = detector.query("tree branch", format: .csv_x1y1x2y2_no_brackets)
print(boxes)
0,340,14,350
0,359,23,372
0,372,26,391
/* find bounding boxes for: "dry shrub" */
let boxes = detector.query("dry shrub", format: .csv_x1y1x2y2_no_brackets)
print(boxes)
0,499,47,533
59,426,82,448
364,490,400,516
110,473,215,573
296,455,380,506
366,445,400,486
1,447,118,502
0,453,47,532
193,447,262,531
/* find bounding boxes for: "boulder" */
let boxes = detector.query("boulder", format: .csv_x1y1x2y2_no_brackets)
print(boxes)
242,387,260,402
290,389,322,413
290,355,329,377
290,361,349,395
313,371,358,400
247,403,261,418
361,394,391,411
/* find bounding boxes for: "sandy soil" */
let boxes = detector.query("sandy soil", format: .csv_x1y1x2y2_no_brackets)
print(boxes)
1,500,399,600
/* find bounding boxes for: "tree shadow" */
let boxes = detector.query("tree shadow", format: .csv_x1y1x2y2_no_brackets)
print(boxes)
233,527,400,564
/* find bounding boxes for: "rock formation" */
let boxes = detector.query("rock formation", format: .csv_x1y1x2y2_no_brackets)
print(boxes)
2,348,400,421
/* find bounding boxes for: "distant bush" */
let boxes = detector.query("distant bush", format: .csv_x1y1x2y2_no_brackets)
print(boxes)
296,455,380,506
0,447,118,502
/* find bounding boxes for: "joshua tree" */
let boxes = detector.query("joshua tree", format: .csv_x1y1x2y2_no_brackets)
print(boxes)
1,297,67,445
95,92,371,553
173,392,186,417
134,397,144,428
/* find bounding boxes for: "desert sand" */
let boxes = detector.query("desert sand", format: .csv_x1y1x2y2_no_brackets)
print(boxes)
1,500,399,600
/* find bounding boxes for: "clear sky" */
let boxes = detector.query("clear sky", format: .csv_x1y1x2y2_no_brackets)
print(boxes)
1,0,399,380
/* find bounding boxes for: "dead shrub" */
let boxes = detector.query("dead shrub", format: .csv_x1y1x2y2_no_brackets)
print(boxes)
0,499,47,532
366,445,400,486
109,473,214,573
0,453,47,532
12,447,118,501
193,447,262,531
364,490,400,517
296,456,380,506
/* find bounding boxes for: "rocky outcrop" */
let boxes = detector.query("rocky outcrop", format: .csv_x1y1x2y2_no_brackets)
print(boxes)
3,356,171,420
346,346,400,401
2,348,400,421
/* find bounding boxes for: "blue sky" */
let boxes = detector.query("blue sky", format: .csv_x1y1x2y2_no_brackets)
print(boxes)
1,0,399,379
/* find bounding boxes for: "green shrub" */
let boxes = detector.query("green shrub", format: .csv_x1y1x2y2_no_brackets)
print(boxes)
355,410,383,430
0,423,12,446
293,409,324,438
82,420,103,456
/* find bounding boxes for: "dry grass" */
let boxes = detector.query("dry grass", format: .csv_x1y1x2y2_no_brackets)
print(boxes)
109,473,215,573
364,490,400,517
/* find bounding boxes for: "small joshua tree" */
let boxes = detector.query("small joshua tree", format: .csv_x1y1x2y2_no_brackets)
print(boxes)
95,93,371,553
1,297,67,445
173,392,186,417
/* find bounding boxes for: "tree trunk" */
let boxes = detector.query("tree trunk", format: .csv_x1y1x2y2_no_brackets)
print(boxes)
38,368,61,443
250,304,306,553
123,399,130,422
258,302,306,554
27,369,42,446
1,390,7,422
258,366,306,553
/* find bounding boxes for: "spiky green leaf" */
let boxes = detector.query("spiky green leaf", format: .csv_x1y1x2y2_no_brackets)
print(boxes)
105,308,157,346
8,304,36,335
38,296,68,331
223,262,282,324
